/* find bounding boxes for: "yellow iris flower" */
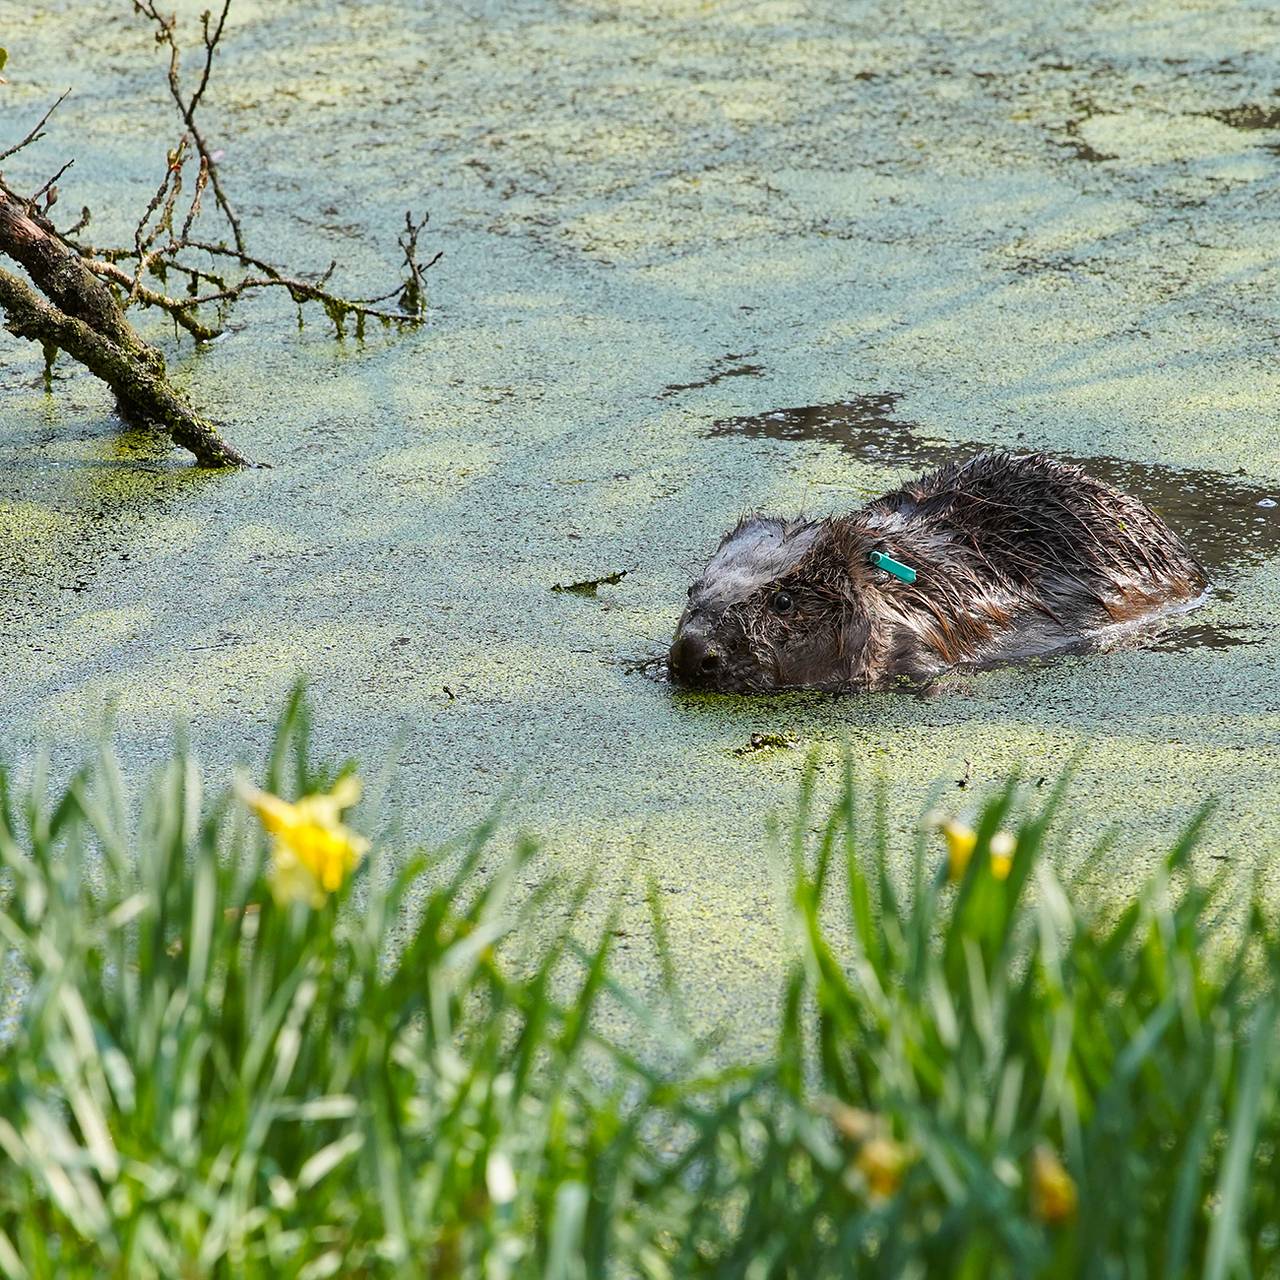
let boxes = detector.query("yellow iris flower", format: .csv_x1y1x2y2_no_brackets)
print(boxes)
820,1100,913,1201
240,775,370,907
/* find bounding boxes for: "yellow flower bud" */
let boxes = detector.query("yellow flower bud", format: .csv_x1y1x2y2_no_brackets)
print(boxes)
942,819,977,882
1030,1145,1077,1224
855,1136,910,1200
990,830,1016,880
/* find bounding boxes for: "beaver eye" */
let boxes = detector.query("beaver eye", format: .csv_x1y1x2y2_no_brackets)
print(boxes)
770,589,795,614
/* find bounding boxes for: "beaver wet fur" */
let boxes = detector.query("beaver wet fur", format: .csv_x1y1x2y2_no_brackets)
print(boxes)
669,452,1207,692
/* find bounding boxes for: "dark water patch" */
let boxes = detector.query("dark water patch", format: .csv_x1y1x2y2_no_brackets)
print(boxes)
731,732,793,757
1140,619,1267,653
660,353,764,399
1006,253,1097,283
1062,138,1116,163
1058,120,1117,163
619,652,669,681
1057,101,1118,163
552,569,627,596
708,397,1280,576
714,393,920,456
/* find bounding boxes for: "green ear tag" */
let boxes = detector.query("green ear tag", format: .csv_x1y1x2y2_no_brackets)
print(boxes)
868,550,917,584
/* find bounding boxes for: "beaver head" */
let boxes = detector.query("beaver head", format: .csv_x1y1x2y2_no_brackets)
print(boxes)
669,515,878,692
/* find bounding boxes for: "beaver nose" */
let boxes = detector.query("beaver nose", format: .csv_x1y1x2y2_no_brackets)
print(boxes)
669,627,721,685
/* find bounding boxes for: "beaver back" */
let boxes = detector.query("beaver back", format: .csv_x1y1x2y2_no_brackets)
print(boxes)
853,452,1208,681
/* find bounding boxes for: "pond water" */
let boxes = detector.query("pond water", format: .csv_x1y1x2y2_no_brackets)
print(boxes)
3,0,1279,1056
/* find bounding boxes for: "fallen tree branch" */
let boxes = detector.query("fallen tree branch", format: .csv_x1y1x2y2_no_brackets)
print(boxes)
0,191,153,359
0,2,438,467
0,265,251,467
80,256,220,341
0,196,251,467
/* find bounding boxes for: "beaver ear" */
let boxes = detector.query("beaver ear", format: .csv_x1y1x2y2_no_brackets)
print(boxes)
828,519,873,574
834,540,875,608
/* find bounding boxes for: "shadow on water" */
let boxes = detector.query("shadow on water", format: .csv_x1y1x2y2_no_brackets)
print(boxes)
1201,104,1280,136
708,394,1280,654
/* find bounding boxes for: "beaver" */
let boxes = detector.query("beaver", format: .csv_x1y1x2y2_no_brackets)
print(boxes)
669,452,1207,692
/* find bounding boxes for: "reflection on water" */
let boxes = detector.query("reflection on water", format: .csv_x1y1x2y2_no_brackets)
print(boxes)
709,394,1280,654
1142,620,1266,652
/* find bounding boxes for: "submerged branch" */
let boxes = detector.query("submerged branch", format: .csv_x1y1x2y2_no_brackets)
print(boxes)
0,194,253,467
0,266,251,467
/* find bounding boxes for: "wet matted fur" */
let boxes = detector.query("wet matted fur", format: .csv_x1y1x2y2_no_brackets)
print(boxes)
668,452,1207,692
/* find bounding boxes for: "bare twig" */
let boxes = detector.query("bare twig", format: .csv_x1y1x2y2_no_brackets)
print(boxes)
30,157,73,207
180,238,432,330
9,9,437,343
0,88,71,164
63,205,91,237
133,0,244,253
390,211,440,317
178,155,209,242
